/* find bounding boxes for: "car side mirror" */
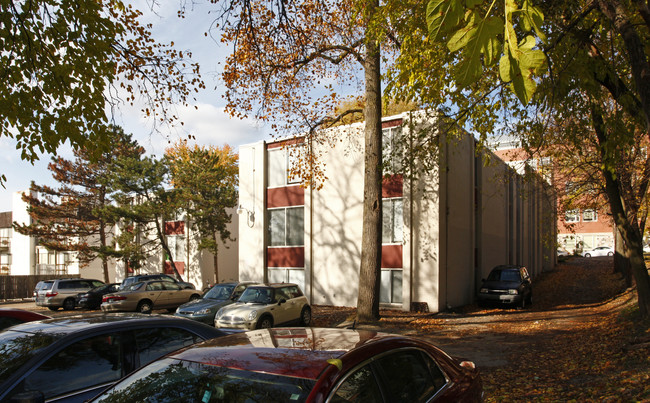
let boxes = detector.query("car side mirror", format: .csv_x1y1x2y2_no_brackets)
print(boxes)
10,391,45,403
278,298,287,305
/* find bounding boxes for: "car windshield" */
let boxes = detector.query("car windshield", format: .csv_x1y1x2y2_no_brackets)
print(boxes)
487,269,521,282
0,330,59,384
238,287,273,304
91,283,112,293
204,285,235,300
92,358,315,403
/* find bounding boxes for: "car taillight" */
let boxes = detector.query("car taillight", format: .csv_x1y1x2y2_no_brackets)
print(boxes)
103,296,127,302
45,292,58,298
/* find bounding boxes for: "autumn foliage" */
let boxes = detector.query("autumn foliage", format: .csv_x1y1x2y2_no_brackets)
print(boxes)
312,258,649,400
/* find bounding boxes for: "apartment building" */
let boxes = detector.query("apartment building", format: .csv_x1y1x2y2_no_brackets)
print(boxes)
237,113,555,312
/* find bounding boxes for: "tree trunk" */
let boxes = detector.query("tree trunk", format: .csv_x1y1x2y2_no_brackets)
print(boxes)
213,234,219,285
100,220,110,283
356,1,383,323
614,228,632,287
593,107,650,317
158,219,184,282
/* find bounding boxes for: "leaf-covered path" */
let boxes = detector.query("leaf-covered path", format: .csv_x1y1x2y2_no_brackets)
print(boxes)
312,258,649,401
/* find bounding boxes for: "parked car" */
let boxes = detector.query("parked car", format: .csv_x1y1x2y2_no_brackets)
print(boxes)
0,313,225,403
0,308,50,331
175,281,254,325
102,280,202,313
76,283,121,310
89,327,483,402
215,283,311,330
35,278,105,311
120,273,194,290
477,265,533,308
557,248,570,257
580,246,614,257
32,280,49,303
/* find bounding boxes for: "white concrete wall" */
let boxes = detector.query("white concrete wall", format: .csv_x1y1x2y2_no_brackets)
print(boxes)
310,124,365,307
480,156,510,278
11,191,35,275
441,134,477,308
238,142,267,284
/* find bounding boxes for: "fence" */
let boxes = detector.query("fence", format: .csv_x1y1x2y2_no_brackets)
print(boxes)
0,275,80,301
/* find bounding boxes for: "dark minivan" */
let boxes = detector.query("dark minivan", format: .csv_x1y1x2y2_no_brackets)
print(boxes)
477,265,532,308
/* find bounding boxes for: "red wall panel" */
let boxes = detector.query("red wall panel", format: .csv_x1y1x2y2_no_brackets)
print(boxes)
381,244,403,268
382,174,403,198
164,221,185,235
267,186,305,208
164,261,185,276
267,247,305,268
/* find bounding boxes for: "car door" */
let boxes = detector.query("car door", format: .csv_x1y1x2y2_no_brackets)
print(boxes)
143,281,166,307
15,332,125,403
161,282,185,307
275,287,300,325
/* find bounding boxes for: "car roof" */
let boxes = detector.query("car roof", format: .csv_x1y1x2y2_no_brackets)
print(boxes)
4,313,207,337
170,327,398,379
492,265,523,271
245,283,299,289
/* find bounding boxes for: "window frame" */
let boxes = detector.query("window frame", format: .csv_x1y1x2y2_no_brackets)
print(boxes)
582,209,598,222
564,209,580,223
268,206,304,247
382,198,403,245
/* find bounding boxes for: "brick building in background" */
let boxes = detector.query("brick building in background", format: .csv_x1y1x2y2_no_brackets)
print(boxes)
491,136,615,254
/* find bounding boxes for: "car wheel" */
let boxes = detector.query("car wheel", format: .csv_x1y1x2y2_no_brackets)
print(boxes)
607,252,614,256
584,253,591,258
62,298,76,311
189,294,201,301
518,296,527,310
256,315,273,329
300,306,312,326
137,300,153,314
48,306,60,311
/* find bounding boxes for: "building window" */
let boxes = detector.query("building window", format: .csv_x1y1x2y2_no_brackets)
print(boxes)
382,198,403,244
564,209,580,223
382,127,403,173
380,269,403,304
268,207,304,246
166,235,186,262
583,209,597,222
268,147,302,188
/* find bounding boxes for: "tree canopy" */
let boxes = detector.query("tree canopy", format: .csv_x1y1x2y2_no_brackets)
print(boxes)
0,0,203,185
13,126,142,282
166,141,239,283
399,0,650,316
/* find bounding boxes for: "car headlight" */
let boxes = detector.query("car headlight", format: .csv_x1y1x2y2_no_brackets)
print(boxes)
508,289,519,295
479,288,488,293
195,308,211,315
248,310,258,321
216,308,224,319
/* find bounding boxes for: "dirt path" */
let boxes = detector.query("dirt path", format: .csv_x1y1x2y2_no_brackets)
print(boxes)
312,257,637,368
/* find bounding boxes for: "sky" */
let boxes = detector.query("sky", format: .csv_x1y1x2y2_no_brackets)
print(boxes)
0,1,268,212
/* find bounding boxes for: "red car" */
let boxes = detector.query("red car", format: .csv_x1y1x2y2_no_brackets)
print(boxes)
0,308,50,331
91,327,483,402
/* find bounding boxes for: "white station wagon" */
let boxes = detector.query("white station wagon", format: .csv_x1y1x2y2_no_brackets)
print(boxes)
215,283,311,330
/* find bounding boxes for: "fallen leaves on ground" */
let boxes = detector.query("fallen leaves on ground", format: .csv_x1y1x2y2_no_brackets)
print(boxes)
312,257,649,401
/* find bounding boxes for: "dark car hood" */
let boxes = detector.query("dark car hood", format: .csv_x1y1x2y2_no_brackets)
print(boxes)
178,298,232,311
482,281,521,290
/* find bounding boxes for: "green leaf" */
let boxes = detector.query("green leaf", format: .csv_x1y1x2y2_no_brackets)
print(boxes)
427,0,465,41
